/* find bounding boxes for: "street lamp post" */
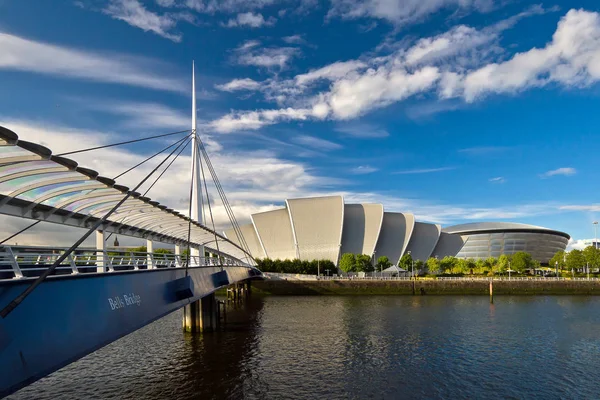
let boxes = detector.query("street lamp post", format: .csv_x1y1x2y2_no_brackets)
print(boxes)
594,222,598,249
508,261,511,280
407,251,415,295
555,261,558,280
372,250,377,278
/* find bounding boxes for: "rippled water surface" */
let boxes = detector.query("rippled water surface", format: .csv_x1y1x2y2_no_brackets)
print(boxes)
9,296,600,399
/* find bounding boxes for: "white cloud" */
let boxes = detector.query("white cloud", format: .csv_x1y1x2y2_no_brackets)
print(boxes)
404,24,497,67
327,0,494,25
542,167,577,178
351,165,378,174
211,8,600,132
325,65,440,119
234,42,300,69
295,60,367,86
450,9,600,101
568,239,592,251
282,34,306,45
84,100,190,129
489,176,505,183
560,205,600,212
335,123,389,138
292,135,342,150
215,78,262,92
156,0,175,6
0,118,341,239
236,47,300,69
0,31,186,92
393,167,456,174
104,0,182,42
224,12,275,28
458,146,510,155
0,119,574,244
184,0,277,13
210,107,313,133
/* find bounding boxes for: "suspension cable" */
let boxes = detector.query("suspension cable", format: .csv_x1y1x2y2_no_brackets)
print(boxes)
196,140,222,269
114,134,189,180
0,135,191,246
57,129,190,156
0,136,191,319
196,138,252,258
143,137,192,197
0,220,41,246
199,142,251,261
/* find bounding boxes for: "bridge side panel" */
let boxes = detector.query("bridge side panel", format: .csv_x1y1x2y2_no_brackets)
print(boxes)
0,266,260,397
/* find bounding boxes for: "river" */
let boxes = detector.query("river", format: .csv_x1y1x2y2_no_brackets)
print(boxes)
8,296,600,399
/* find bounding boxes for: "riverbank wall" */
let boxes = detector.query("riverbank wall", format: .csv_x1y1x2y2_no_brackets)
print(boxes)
252,279,600,295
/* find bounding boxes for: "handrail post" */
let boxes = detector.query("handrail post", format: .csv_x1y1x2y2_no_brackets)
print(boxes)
68,254,79,275
6,247,23,279
105,251,114,272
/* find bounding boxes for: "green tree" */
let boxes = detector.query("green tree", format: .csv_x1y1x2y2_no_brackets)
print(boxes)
339,253,357,273
154,248,173,254
376,256,392,271
583,246,600,268
426,257,441,274
511,251,533,273
474,259,486,274
440,256,457,274
549,250,566,270
566,250,585,271
454,258,469,274
497,254,510,274
356,254,373,272
414,260,424,275
398,253,413,272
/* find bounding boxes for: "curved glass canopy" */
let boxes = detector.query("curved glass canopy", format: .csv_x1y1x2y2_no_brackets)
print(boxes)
0,126,253,265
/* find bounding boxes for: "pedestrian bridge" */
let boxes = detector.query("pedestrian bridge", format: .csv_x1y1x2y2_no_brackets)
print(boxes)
0,246,261,397
0,101,262,395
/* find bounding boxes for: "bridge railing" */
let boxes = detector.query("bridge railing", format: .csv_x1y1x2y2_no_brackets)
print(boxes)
0,247,245,281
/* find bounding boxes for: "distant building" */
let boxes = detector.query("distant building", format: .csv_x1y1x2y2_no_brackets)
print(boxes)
223,197,570,266
444,222,570,264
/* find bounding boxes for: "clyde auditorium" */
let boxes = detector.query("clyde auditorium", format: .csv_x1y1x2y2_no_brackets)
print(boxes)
223,196,569,266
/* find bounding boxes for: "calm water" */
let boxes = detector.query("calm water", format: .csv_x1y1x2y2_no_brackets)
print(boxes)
9,296,600,399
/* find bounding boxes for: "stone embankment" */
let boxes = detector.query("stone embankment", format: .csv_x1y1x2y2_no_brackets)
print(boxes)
253,278,600,296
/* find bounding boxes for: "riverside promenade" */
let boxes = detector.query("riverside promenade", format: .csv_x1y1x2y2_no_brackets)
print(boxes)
254,274,600,295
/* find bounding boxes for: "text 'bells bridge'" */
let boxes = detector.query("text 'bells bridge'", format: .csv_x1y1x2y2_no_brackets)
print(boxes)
0,65,262,397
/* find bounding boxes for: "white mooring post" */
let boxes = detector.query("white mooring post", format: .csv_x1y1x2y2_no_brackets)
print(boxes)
95,230,106,273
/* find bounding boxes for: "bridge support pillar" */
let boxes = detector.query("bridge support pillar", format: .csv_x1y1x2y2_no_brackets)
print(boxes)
146,240,154,269
246,280,252,297
183,293,218,333
95,230,106,273
175,245,181,267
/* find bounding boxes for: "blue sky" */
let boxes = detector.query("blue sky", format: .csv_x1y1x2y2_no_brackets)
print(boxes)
1,0,600,248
